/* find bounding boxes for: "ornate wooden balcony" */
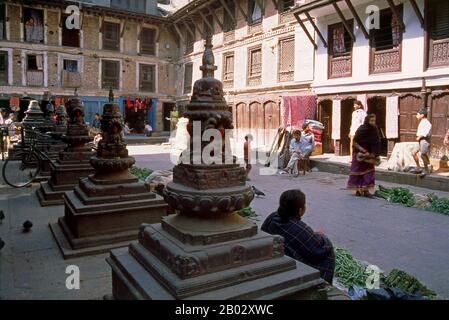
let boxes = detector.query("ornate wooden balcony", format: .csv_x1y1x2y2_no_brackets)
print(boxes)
329,55,352,78
370,47,401,74
429,38,449,67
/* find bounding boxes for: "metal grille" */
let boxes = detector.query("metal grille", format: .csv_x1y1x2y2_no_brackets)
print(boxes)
248,47,262,86
278,38,294,82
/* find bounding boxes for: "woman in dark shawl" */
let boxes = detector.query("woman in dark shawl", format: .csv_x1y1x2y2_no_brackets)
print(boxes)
347,113,381,197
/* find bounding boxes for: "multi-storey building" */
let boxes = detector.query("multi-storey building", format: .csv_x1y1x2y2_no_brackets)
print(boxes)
293,0,449,158
0,0,178,132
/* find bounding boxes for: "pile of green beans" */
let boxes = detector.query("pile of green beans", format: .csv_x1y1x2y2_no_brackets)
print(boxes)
334,247,370,287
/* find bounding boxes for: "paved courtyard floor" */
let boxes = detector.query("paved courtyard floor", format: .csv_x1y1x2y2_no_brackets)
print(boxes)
0,144,448,299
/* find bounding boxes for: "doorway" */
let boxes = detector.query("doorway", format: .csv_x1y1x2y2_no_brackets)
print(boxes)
340,99,354,156
318,100,334,154
162,102,175,132
368,96,388,156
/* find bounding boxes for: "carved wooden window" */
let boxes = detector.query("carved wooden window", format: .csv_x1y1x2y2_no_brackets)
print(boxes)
102,60,119,89
427,0,449,67
369,6,403,74
139,64,155,92
328,21,353,78
247,46,262,86
23,8,44,43
248,0,263,25
183,63,193,94
278,37,294,82
0,51,7,85
102,22,120,51
140,28,156,56
62,13,80,47
222,52,234,88
185,23,195,55
223,2,236,33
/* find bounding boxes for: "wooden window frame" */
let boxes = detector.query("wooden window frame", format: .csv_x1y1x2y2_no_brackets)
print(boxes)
247,45,262,86
140,28,156,56
23,7,44,43
0,51,8,85
183,62,193,94
425,0,449,69
102,21,120,51
248,0,263,26
369,5,403,74
139,63,156,93
101,59,120,89
222,52,234,88
328,21,353,79
278,36,295,82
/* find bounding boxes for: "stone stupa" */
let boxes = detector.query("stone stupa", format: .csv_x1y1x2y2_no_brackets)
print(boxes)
50,93,167,259
106,39,324,299
36,94,95,206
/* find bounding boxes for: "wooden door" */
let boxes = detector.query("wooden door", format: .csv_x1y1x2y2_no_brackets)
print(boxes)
318,100,334,153
340,99,354,156
236,102,249,142
430,93,449,158
264,101,280,149
249,102,263,146
399,94,421,142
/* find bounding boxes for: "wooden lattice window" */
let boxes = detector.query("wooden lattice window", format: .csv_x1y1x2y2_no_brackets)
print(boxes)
139,64,155,92
223,2,236,33
222,52,234,88
141,28,156,55
0,51,7,85
369,6,402,74
102,22,120,51
427,0,449,67
328,21,353,78
183,63,193,94
278,37,294,82
247,46,262,86
102,60,119,89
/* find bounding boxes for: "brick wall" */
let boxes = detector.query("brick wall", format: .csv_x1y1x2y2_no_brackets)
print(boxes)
82,56,99,91
82,15,99,50
47,52,59,88
46,10,59,46
8,4,21,42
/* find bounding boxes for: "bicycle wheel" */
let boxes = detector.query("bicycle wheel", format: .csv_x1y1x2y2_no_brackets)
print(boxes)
2,151,41,188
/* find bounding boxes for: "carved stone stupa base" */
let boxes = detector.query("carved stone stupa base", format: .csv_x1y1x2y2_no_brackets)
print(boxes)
50,100,168,259
107,214,324,299
50,172,167,259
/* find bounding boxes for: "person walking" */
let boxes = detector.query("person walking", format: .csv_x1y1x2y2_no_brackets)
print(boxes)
349,100,367,159
347,114,381,198
411,107,432,175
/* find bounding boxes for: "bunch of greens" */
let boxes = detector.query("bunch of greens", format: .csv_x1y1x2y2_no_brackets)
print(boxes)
334,247,373,288
129,166,153,181
237,207,258,219
375,185,415,207
384,269,437,299
426,193,449,216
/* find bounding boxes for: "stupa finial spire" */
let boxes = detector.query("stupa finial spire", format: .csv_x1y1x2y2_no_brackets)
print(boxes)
200,37,217,78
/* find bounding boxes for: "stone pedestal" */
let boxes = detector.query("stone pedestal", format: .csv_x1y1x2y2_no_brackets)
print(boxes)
50,100,168,259
107,40,325,300
37,97,94,206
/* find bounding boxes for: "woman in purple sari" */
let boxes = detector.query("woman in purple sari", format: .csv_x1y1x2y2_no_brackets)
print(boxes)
347,114,381,197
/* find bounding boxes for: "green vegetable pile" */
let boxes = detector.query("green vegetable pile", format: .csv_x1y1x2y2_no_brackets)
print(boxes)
237,207,258,219
129,166,153,181
375,185,415,207
426,194,449,216
384,269,437,299
334,247,372,287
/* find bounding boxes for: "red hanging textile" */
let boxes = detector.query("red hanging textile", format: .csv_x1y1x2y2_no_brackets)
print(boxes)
127,97,131,109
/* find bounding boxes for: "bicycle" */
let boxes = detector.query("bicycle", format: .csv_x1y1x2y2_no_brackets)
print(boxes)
2,126,42,188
